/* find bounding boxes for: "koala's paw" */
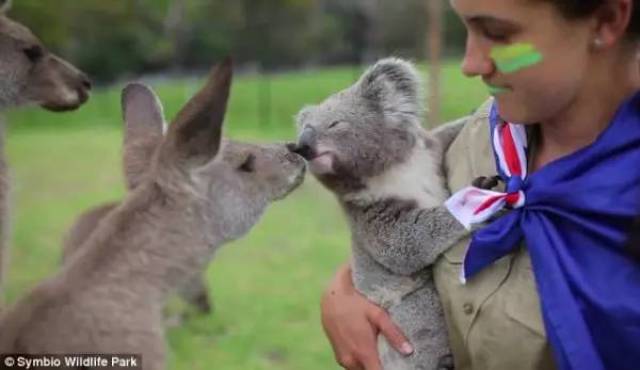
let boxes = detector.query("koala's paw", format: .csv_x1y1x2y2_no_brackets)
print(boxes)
471,175,501,190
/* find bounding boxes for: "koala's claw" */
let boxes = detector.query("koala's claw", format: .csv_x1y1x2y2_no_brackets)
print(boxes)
436,354,455,370
471,175,501,190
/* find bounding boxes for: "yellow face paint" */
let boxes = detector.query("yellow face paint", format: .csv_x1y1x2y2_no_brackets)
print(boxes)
490,43,543,73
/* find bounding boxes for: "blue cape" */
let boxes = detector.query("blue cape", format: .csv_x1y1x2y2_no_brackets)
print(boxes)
464,92,640,370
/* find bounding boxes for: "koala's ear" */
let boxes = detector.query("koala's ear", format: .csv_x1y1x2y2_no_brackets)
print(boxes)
295,106,314,130
121,83,166,189
357,58,423,120
0,0,12,14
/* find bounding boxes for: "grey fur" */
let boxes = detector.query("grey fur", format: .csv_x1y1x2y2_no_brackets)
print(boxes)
0,59,305,369
62,92,212,315
63,204,214,318
0,10,91,306
296,58,467,370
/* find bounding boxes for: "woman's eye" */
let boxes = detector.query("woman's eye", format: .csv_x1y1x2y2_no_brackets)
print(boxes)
482,28,510,42
238,154,255,173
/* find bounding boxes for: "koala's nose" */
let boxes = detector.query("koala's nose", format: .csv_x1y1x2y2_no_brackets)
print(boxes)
293,126,316,160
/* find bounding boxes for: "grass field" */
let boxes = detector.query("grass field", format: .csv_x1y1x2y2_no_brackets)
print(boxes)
3,61,488,370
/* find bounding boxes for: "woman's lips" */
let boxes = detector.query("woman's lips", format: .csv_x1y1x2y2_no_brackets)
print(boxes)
486,83,511,96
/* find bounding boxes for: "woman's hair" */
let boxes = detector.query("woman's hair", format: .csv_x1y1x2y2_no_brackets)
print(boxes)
544,0,640,38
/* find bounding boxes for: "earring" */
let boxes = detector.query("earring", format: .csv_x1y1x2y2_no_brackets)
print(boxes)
593,37,604,48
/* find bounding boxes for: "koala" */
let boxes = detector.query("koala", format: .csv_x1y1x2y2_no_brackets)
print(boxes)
294,58,468,370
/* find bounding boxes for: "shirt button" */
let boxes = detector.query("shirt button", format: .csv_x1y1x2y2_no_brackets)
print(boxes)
463,302,474,315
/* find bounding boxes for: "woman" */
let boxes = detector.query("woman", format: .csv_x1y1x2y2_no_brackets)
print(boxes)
320,0,640,369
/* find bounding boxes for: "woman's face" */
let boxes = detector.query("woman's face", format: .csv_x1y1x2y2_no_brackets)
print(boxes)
450,0,597,124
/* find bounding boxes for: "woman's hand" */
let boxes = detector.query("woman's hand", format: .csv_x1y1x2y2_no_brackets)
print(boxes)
320,263,414,370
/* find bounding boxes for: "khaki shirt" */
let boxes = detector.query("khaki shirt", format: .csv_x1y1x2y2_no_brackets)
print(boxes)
433,100,556,370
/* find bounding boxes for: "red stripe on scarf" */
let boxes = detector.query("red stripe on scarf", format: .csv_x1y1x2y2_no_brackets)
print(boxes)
473,194,504,215
502,124,522,176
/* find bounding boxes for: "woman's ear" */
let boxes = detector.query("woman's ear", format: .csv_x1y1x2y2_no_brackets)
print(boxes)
592,0,633,50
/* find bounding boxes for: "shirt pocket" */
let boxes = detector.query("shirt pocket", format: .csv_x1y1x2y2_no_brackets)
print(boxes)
502,250,547,338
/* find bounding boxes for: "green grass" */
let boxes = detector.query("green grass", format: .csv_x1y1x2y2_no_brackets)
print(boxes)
3,61,488,370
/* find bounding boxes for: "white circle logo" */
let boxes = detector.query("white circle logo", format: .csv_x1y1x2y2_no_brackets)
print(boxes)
3,356,15,367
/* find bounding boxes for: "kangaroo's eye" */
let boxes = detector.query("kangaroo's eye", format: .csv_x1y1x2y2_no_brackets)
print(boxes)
328,121,342,129
238,154,255,173
23,45,44,63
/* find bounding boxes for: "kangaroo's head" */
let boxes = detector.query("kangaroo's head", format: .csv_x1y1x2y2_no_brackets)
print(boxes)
121,58,306,243
0,0,91,111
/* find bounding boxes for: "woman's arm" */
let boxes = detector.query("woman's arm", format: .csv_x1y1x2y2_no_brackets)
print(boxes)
320,262,414,370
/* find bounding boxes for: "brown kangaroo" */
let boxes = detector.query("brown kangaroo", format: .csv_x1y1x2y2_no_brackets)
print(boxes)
0,0,91,304
0,58,305,369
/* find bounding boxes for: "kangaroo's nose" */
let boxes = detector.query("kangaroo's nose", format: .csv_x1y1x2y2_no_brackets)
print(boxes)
287,141,314,160
286,142,298,153
80,74,93,91
295,143,315,160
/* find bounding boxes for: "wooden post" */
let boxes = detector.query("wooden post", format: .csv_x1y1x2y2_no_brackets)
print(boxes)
165,0,188,70
427,0,443,128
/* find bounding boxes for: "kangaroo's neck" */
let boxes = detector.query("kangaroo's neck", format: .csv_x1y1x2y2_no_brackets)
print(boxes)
62,183,222,304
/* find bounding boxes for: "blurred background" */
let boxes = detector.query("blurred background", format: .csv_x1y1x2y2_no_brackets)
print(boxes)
4,0,489,369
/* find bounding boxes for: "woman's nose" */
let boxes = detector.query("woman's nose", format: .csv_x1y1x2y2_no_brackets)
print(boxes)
461,37,495,78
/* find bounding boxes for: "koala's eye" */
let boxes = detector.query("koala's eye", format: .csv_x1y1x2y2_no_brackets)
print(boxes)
328,121,342,129
23,45,44,63
238,154,255,173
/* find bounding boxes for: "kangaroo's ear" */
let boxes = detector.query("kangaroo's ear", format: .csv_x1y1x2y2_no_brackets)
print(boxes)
161,57,232,168
0,0,12,14
121,83,166,189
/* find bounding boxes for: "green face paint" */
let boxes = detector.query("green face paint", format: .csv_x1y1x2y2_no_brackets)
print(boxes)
487,84,510,96
490,43,543,74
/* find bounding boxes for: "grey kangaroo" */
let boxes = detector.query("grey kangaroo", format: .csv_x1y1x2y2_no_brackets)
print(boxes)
0,0,91,304
294,58,467,370
61,107,213,316
0,58,305,370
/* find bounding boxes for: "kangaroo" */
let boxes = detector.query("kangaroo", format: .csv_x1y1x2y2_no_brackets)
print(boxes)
0,0,92,304
0,58,305,369
61,101,213,316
